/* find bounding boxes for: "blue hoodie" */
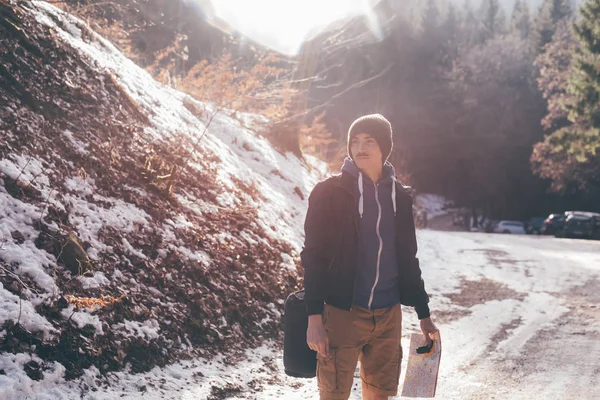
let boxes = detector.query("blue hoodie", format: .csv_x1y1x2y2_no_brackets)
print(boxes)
341,158,400,310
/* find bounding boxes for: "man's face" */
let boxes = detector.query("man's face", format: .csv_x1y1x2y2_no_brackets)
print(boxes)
350,133,383,171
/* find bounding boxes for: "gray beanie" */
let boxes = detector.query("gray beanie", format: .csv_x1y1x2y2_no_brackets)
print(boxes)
347,114,393,162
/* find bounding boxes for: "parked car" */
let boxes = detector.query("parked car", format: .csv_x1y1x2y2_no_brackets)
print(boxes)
542,213,565,235
483,219,498,233
525,217,545,235
562,212,600,239
493,221,526,234
594,217,600,240
564,211,600,218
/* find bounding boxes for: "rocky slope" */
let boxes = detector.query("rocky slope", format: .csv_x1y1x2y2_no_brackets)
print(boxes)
0,0,324,381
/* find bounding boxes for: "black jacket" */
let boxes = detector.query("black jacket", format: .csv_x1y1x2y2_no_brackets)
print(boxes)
300,171,430,319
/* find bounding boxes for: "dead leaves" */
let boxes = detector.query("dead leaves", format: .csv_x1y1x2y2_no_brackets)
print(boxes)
65,293,127,310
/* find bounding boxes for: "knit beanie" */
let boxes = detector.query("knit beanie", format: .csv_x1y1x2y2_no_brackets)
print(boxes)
347,114,393,162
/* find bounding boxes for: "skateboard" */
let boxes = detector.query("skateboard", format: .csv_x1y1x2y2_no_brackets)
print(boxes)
401,331,442,398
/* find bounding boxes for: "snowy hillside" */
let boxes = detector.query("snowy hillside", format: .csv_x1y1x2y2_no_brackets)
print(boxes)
0,0,326,393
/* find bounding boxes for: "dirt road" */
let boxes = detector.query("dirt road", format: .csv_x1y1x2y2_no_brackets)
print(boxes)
417,230,600,400
466,277,600,400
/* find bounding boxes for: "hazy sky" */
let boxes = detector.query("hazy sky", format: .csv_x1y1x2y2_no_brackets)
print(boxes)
207,0,370,55
203,0,579,55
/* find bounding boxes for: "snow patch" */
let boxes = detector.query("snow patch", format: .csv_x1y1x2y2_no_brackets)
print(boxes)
61,305,104,335
61,130,89,155
121,238,147,260
115,319,160,340
415,193,448,219
77,271,110,289
0,283,56,340
0,154,51,191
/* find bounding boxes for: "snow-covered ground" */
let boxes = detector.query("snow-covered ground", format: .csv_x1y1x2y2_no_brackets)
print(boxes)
414,194,448,220
3,230,599,400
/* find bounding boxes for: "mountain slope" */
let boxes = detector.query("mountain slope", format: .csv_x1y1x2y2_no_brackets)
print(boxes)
0,0,325,383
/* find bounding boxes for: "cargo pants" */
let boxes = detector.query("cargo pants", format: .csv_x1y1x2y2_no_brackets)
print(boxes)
317,303,403,399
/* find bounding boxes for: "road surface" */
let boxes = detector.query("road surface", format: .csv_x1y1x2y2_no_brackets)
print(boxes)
237,230,600,400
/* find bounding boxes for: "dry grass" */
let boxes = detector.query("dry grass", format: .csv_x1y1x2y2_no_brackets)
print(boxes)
65,294,127,310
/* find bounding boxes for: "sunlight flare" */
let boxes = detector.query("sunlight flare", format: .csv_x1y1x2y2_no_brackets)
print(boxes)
205,0,372,54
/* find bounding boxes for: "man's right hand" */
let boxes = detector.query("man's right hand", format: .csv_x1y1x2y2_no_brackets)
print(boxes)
307,314,329,358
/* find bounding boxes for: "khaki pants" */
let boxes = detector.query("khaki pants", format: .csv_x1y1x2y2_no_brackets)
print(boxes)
317,303,403,400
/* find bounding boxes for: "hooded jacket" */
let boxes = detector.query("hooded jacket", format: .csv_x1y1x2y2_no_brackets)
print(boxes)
301,159,430,319
341,158,400,310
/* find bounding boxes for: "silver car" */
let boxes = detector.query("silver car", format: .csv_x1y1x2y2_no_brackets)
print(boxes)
493,220,526,234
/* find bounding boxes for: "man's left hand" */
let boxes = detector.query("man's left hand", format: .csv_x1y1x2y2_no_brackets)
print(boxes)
420,317,439,346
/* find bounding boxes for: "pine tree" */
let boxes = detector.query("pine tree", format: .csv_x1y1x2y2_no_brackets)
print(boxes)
443,3,459,42
563,0,600,155
479,0,505,43
461,0,479,47
442,4,460,65
462,0,476,22
535,21,575,131
550,0,572,21
511,0,531,40
533,0,572,52
532,0,600,195
422,0,439,33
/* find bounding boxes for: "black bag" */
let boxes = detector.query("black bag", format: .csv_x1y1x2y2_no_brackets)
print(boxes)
283,290,317,378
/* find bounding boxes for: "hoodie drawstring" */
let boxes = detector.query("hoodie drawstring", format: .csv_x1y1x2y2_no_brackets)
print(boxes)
358,173,364,218
358,173,396,217
392,177,397,216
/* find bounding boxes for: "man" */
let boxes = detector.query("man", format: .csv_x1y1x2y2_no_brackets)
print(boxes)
300,114,438,400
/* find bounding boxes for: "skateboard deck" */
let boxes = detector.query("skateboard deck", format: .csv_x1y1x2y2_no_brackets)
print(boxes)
401,331,442,398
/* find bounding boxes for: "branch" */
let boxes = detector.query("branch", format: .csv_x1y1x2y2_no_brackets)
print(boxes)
282,63,343,86
279,63,393,124
315,80,347,90
14,157,32,184
178,107,222,178
48,1,119,9
39,189,55,223
0,265,39,295
17,296,22,326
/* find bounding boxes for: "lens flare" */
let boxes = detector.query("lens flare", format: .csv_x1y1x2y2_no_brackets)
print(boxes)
196,0,376,55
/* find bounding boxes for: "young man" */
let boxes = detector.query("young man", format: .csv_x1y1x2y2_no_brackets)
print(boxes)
301,114,438,400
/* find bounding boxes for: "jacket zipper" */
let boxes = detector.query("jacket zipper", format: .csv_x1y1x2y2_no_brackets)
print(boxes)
368,181,384,309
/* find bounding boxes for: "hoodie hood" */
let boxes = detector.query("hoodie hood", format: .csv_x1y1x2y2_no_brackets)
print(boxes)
341,157,396,183
340,157,398,218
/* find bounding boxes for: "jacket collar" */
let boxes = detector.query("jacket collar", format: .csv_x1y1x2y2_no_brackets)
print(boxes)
334,160,412,199
337,170,358,197
340,157,396,184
